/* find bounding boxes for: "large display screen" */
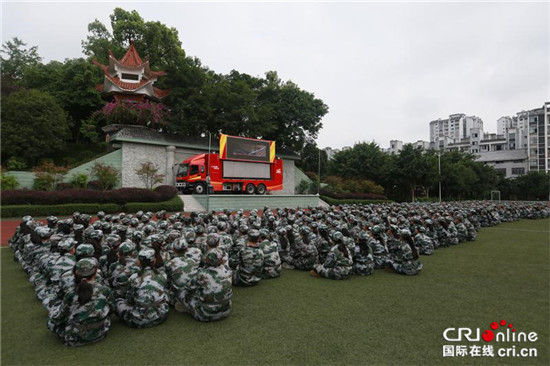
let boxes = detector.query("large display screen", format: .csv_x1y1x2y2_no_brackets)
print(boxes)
220,134,275,163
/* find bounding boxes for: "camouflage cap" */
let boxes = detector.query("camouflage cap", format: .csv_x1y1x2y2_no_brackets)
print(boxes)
138,248,156,262
35,226,53,239
248,229,260,241
119,241,136,255
75,243,95,257
73,224,85,233
58,238,77,251
331,231,343,243
172,237,188,252
259,228,269,238
75,258,97,277
203,249,224,267
206,233,219,247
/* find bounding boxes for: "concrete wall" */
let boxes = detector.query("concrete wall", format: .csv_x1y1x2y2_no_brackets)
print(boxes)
278,159,295,195
121,143,168,188
67,150,122,188
6,150,123,189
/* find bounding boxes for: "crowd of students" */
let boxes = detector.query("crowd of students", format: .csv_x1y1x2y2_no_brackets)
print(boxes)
8,200,549,346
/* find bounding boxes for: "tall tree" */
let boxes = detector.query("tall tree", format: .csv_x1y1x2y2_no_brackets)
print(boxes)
1,89,69,166
329,142,389,185
1,37,41,80
22,59,104,141
82,7,186,70
297,143,329,177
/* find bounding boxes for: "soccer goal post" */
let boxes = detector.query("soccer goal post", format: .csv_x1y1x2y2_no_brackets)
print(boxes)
490,190,501,202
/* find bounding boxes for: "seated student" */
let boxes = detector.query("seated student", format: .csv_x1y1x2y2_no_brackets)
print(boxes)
116,249,169,328
177,248,232,322
388,229,423,276
259,229,282,278
310,231,353,280
353,231,375,276
232,230,264,286
47,258,113,346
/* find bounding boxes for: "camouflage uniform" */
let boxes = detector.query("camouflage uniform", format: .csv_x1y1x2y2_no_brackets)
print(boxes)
116,249,169,328
353,236,375,276
389,238,423,276
166,239,200,306
233,231,264,287
182,249,232,322
260,237,282,279
314,244,353,280
47,259,113,347
414,231,434,255
109,242,140,300
368,227,390,269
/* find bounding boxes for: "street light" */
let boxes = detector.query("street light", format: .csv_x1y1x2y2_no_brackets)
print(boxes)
437,151,442,203
317,149,321,196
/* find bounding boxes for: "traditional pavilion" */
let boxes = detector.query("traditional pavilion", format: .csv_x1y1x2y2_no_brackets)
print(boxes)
93,42,170,103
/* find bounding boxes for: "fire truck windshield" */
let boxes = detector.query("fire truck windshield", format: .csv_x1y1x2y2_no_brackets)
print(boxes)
176,164,189,177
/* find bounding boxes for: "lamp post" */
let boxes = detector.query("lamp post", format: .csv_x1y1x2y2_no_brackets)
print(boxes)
437,151,442,203
317,149,321,196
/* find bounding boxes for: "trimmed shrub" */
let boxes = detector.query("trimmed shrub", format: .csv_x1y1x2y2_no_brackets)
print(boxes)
69,172,89,188
2,203,122,218
320,188,388,200
1,186,179,206
320,195,393,206
1,173,20,190
154,185,178,201
87,180,102,190
1,196,183,218
55,183,74,191
90,162,119,191
32,162,68,191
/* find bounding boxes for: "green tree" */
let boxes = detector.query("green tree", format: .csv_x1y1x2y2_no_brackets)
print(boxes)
329,142,389,185
514,171,550,200
259,72,328,152
82,8,185,70
1,37,41,80
1,89,69,166
22,58,104,141
90,162,119,190
32,161,68,191
135,161,165,189
297,143,329,177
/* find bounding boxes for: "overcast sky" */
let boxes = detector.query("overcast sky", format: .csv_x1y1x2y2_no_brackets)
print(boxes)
2,1,548,149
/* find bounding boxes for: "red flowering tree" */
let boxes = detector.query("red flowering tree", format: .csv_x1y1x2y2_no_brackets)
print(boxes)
81,100,170,142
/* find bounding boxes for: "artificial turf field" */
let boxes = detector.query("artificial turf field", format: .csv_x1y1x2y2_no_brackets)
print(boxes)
1,219,549,365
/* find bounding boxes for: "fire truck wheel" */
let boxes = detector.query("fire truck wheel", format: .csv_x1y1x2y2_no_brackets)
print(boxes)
245,183,256,195
194,183,206,194
256,184,266,195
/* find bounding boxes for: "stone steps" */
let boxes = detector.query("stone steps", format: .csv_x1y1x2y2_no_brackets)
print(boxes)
178,195,206,213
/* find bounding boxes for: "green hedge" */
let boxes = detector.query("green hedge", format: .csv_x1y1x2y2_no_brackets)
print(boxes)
320,195,393,206
1,196,183,218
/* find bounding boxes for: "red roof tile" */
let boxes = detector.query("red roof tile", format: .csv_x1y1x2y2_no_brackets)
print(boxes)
153,86,171,99
120,42,144,67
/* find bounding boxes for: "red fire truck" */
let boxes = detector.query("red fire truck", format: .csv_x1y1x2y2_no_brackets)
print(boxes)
175,134,283,194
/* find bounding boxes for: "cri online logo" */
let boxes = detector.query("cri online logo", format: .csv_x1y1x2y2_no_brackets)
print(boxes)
443,320,538,343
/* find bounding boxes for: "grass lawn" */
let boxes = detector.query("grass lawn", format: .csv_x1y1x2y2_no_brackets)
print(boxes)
1,219,549,365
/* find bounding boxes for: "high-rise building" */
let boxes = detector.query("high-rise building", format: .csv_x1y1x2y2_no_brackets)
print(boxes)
429,114,483,148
